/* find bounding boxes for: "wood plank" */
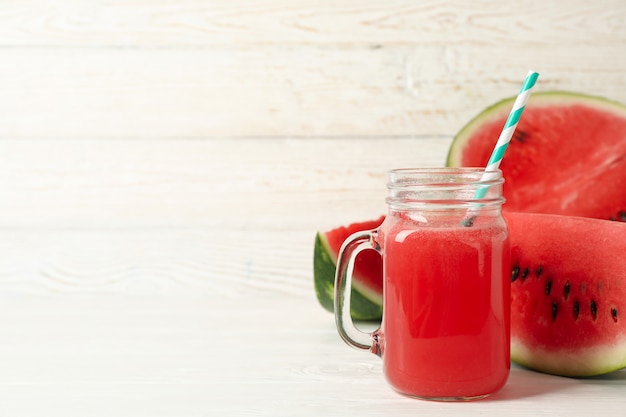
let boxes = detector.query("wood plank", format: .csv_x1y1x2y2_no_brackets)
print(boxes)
1,46,626,138
0,1,624,47
0,137,450,229
0,228,317,297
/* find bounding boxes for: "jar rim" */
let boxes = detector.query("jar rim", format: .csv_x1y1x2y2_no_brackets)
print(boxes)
388,167,501,175
387,168,503,189
386,167,505,208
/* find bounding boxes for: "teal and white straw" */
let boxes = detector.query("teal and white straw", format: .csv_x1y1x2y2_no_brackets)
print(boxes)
463,70,539,226
484,70,539,172
475,70,539,199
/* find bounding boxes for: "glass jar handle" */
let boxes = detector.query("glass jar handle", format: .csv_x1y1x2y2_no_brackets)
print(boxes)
334,230,383,356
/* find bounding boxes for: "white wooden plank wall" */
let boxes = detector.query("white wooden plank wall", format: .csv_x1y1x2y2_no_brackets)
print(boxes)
1,1,625,295
3,2,626,138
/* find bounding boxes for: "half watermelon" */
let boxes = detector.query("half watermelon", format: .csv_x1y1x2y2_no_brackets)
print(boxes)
313,216,384,320
506,212,626,376
447,91,626,222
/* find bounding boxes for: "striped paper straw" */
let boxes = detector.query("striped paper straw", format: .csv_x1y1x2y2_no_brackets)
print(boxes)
475,70,539,199
485,70,539,171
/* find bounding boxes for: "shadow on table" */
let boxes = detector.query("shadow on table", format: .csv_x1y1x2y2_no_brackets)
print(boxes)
579,368,626,382
489,367,626,401
490,368,567,401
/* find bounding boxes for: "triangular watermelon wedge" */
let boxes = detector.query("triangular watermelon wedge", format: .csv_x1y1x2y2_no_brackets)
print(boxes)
313,216,384,320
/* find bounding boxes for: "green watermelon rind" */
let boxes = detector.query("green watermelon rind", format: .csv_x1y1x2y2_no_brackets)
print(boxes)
511,338,626,377
313,232,383,321
446,90,626,167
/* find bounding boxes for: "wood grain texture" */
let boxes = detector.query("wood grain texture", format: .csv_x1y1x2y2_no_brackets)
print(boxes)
1,1,625,138
0,137,450,228
0,1,624,47
0,228,315,297
0,294,623,416
1,45,625,138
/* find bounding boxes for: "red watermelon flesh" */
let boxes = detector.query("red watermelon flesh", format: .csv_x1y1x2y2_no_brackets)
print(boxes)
321,216,384,297
447,91,626,222
506,211,626,376
313,216,384,320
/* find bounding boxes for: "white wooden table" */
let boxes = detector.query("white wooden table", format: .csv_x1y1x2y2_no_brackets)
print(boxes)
1,1,625,415
1,291,624,416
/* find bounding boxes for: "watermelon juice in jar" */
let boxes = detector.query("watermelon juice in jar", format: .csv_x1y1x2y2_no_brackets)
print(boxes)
334,168,510,401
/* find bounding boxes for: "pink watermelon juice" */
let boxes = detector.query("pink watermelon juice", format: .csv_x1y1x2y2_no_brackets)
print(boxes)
379,213,510,399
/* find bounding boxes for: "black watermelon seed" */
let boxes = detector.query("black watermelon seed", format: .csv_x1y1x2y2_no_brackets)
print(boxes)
573,301,580,319
619,211,626,222
590,301,598,320
563,281,571,300
536,266,543,278
612,308,619,323
545,279,552,296
511,266,520,282
521,268,529,281
514,130,529,143
551,302,558,321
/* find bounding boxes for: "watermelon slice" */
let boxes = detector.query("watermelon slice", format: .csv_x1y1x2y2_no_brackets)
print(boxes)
447,91,626,222
313,216,384,320
506,212,626,376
